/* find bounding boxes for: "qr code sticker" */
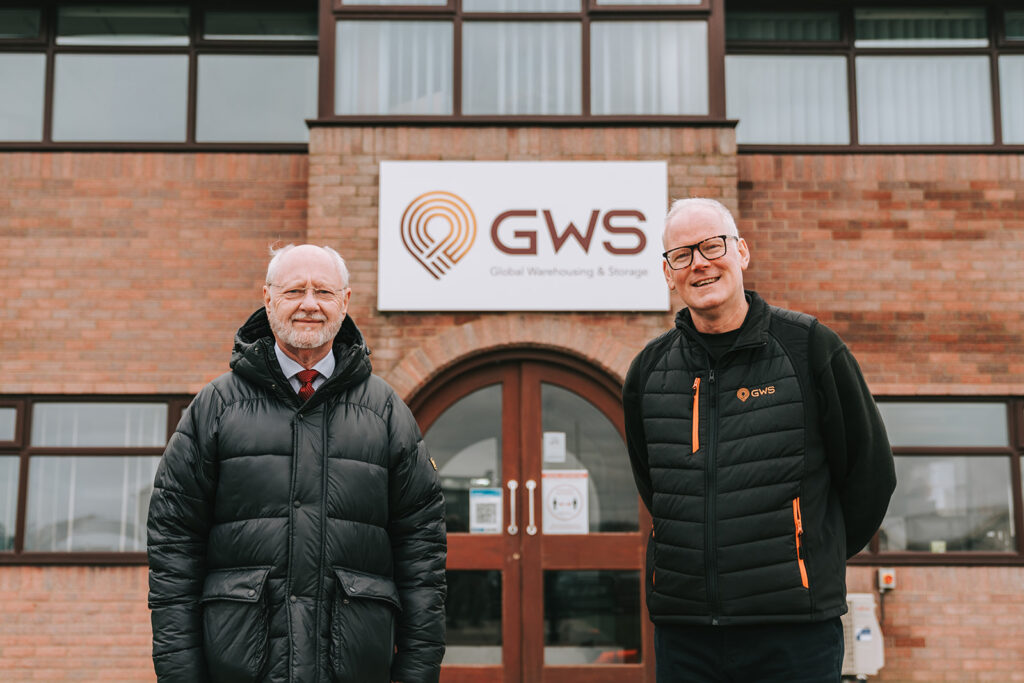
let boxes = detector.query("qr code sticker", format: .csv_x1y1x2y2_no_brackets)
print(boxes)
476,502,498,525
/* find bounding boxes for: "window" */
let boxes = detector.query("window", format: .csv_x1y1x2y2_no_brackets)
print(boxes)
726,5,1024,148
0,2,317,147
330,0,711,118
0,397,190,562
863,399,1024,563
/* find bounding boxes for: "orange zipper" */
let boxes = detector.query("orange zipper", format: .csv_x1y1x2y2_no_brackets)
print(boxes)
691,377,701,453
792,498,809,589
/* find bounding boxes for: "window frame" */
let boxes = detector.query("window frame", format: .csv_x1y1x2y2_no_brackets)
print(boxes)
0,0,318,151
0,395,191,565
850,396,1024,567
725,2,1024,153
317,0,727,123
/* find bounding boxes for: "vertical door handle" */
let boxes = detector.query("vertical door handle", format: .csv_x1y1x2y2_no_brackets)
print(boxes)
525,479,538,536
507,480,519,535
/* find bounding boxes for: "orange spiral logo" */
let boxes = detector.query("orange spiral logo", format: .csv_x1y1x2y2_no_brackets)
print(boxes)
400,191,477,280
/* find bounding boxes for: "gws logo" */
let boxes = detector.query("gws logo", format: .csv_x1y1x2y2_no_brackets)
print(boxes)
736,386,775,402
401,191,477,279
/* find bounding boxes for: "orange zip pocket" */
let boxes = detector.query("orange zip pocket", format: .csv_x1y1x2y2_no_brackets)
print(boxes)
792,498,809,589
691,377,701,453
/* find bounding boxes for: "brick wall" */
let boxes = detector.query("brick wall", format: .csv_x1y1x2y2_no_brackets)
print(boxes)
847,566,1024,682
0,566,154,682
0,153,308,395
737,154,1024,395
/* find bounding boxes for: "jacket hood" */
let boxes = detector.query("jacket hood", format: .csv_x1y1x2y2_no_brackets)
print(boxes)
229,308,372,395
674,290,771,350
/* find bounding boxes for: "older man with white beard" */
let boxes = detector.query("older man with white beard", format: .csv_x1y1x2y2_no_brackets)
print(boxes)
147,244,447,683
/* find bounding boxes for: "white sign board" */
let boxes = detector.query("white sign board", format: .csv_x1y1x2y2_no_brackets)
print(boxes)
543,431,567,464
542,470,589,535
378,161,669,311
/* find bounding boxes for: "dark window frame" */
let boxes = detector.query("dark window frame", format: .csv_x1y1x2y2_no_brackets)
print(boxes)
317,0,727,123
850,396,1024,567
0,0,318,151
725,2,1024,153
0,395,191,565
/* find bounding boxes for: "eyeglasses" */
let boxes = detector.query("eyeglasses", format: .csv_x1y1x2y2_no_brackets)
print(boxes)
662,235,738,270
268,284,346,302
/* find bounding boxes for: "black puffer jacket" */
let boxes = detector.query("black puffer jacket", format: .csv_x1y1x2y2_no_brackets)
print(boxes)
623,291,894,626
148,309,446,683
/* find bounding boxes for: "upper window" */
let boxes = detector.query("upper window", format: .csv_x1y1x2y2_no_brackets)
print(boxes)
331,0,711,118
866,399,1024,561
0,2,317,147
0,398,189,561
726,5,1024,148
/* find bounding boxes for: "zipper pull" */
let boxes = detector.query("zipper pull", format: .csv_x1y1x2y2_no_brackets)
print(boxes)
691,377,701,453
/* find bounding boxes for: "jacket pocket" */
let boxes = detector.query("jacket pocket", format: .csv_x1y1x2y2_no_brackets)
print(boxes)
329,567,401,683
792,498,809,589
200,566,272,683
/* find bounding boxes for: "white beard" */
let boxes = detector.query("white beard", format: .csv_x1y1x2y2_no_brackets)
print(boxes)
268,310,343,350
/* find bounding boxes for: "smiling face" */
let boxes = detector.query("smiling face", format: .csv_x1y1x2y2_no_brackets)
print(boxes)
263,245,351,362
662,204,750,332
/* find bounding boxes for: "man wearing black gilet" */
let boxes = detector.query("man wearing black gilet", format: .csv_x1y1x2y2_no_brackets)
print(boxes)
623,198,895,682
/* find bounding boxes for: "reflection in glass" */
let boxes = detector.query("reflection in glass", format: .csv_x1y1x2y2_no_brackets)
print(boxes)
541,384,636,532
0,54,46,141
463,22,581,115
24,456,161,552
726,11,840,41
544,570,641,664
0,8,40,38
203,10,318,40
52,54,188,141
591,21,708,115
1000,56,1024,144
444,570,502,665
31,403,168,447
854,8,987,48
726,55,849,144
1009,12,1024,41
57,5,189,46
425,385,502,533
0,407,17,441
335,20,453,115
0,457,17,550
879,456,1015,553
464,0,578,11
342,0,446,4
197,55,317,142
856,56,992,145
877,402,1008,447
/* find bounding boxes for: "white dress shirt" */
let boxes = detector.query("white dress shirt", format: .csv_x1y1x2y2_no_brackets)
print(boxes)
274,344,336,395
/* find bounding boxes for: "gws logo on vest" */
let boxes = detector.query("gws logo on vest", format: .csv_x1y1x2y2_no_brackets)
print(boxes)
400,191,477,280
737,386,775,402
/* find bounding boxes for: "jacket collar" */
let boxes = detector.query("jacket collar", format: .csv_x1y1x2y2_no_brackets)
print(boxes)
229,308,372,398
675,290,770,351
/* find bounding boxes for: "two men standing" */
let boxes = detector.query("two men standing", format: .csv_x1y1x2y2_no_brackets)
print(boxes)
147,245,446,683
149,196,892,683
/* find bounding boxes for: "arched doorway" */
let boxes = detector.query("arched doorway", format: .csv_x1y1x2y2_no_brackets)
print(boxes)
409,350,654,683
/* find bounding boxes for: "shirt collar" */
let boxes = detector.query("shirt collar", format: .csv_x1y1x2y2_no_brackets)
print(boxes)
274,344,336,382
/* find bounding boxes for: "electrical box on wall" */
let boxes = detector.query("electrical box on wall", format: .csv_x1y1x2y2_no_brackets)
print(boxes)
878,567,896,592
841,593,885,679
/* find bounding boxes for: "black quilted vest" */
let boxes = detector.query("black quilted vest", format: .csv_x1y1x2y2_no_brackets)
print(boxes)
639,293,847,625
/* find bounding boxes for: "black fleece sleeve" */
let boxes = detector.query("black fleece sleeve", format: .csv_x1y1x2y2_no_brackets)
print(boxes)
623,354,654,514
811,323,896,558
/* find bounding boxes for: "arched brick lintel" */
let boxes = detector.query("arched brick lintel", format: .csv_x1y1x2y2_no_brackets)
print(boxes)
383,316,637,402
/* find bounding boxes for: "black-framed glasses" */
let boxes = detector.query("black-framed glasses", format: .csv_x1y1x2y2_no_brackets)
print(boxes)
662,235,738,270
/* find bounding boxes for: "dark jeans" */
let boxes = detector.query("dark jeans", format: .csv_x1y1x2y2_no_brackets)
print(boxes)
654,618,844,683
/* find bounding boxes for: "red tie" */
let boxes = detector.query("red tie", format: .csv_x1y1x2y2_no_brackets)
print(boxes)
296,369,319,402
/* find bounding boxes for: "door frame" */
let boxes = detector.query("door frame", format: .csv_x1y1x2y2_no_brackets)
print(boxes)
409,349,655,683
